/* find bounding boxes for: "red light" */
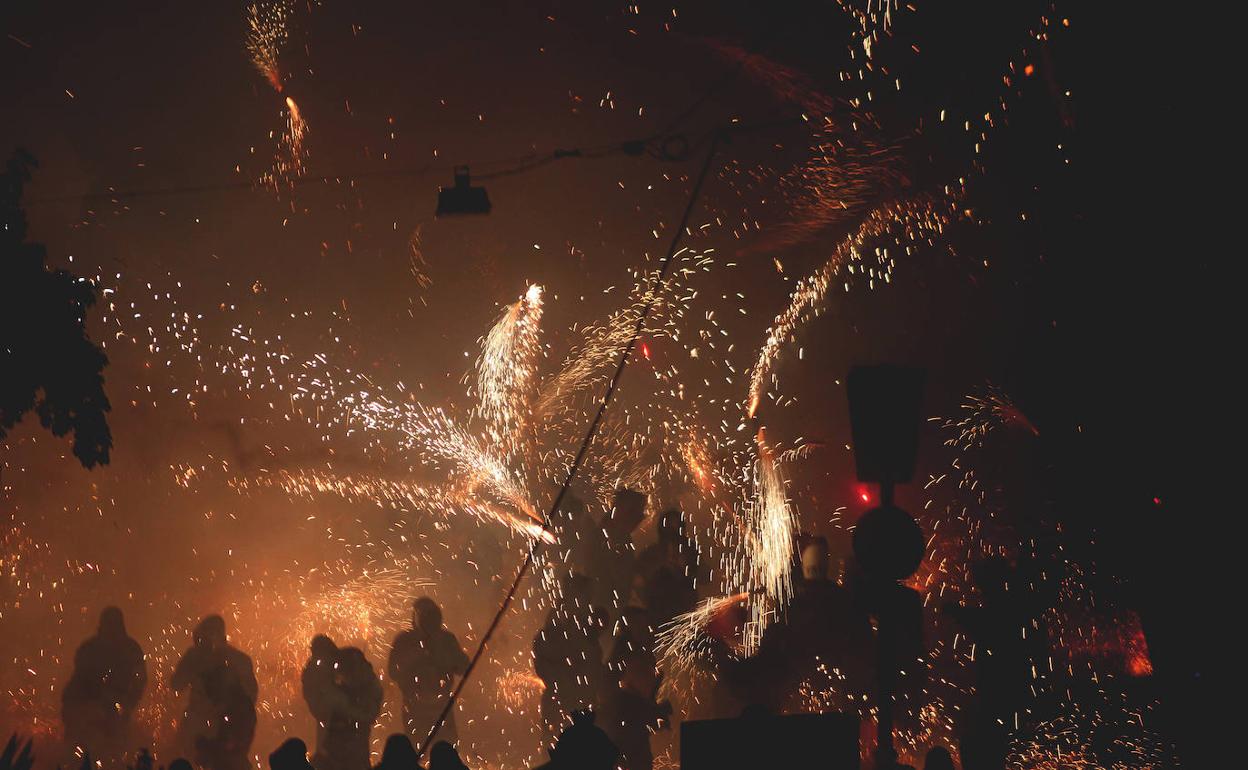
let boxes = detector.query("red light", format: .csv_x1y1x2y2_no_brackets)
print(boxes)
858,486,871,504
641,342,651,360
1152,496,1161,505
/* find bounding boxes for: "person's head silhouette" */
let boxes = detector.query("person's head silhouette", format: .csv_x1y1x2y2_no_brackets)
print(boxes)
923,746,955,770
98,606,126,638
378,734,419,770
268,738,310,770
194,615,227,650
801,536,830,582
414,597,443,633
310,634,336,662
427,741,467,770
549,709,618,770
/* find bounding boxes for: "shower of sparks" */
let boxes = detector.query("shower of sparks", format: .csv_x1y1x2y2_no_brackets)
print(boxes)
245,2,290,92
938,383,1041,452
475,284,544,469
246,1,313,189
655,593,750,683
738,428,796,650
494,669,545,712
747,194,958,417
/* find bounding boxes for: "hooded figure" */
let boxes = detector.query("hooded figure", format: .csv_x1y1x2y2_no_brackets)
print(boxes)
312,647,383,770
303,635,341,757
268,738,314,770
62,607,147,762
372,734,421,770
531,709,619,770
171,615,258,770
426,742,468,770
388,598,469,746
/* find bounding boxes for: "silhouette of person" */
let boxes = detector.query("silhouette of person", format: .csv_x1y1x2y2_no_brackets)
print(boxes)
311,647,383,770
388,598,470,746
425,742,467,770
606,606,656,683
530,709,619,770
945,558,1036,770
923,746,956,770
729,539,876,711
373,734,421,770
302,635,340,759
133,747,155,770
596,651,671,770
637,508,700,626
167,759,194,770
171,615,257,770
533,573,610,741
61,607,147,762
268,738,313,770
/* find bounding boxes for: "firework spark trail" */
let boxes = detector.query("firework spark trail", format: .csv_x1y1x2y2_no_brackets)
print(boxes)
475,285,544,469
1006,704,1179,770
279,96,309,176
735,428,797,653
493,669,545,711
747,194,955,416
350,401,543,524
245,2,290,92
654,593,750,687
661,427,796,666
232,469,553,542
535,250,708,422
939,384,1040,453
246,1,311,187
707,43,908,253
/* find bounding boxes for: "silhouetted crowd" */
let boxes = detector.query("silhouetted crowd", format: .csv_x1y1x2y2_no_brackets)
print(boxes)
35,488,1037,770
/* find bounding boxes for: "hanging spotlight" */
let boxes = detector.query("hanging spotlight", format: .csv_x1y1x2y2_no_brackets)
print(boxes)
435,166,491,216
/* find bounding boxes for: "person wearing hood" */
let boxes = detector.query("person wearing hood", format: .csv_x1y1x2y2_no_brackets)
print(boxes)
61,606,147,763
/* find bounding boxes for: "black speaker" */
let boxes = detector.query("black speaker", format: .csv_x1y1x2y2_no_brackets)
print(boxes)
846,365,925,484
681,712,860,769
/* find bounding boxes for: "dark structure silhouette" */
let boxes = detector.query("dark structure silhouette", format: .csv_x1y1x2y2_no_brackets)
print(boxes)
61,607,147,762
426,741,468,770
847,364,928,769
373,734,422,770
532,573,609,740
171,615,258,770
268,738,314,770
0,149,111,470
530,710,618,770
388,598,469,747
